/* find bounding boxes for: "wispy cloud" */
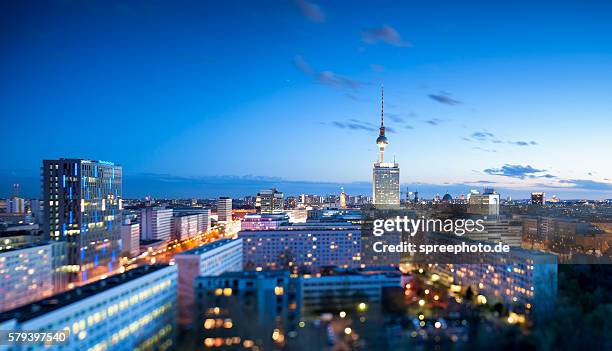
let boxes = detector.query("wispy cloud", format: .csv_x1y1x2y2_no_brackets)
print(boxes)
464,130,537,147
428,92,461,105
361,25,411,47
472,146,497,153
386,113,404,123
425,118,442,126
555,179,612,191
483,164,548,179
295,0,325,22
293,55,363,90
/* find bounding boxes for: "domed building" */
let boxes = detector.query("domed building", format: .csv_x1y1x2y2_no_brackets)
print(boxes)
442,193,453,203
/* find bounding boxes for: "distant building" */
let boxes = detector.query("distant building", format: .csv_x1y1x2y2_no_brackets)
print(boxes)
0,242,67,312
217,197,232,222
531,192,545,205
120,221,140,258
42,159,122,283
140,207,173,242
6,197,25,214
239,222,361,269
372,87,400,208
0,265,177,351
468,188,500,216
339,189,347,208
256,188,284,214
174,238,243,326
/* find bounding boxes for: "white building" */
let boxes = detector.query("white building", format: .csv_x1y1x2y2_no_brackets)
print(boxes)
0,243,65,313
174,238,243,326
172,214,199,241
120,222,140,258
468,188,501,216
6,197,25,214
216,197,232,222
140,207,173,242
239,223,361,269
0,265,177,351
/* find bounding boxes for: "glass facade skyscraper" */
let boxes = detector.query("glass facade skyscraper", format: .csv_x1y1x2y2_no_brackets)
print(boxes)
42,159,123,283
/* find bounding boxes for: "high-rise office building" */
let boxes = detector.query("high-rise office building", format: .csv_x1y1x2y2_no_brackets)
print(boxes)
0,265,177,351
256,188,284,214
531,192,545,205
42,159,123,283
372,87,400,208
217,197,232,222
140,207,173,242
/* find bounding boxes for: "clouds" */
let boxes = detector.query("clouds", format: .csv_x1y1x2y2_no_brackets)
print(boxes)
483,164,547,179
425,118,442,126
330,118,397,134
361,24,411,47
465,130,538,148
555,179,612,191
293,55,362,90
296,0,325,22
428,92,461,105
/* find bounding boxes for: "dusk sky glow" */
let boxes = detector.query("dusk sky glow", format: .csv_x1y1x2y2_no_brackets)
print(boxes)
1,0,611,199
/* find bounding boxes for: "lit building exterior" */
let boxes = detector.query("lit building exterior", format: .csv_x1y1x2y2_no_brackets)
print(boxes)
0,265,177,351
172,214,199,241
42,159,122,283
120,221,140,258
466,218,523,247
194,270,300,350
240,213,290,231
0,242,66,312
6,197,25,214
140,207,173,242
299,269,401,314
256,188,284,214
173,208,211,234
239,222,361,269
468,188,500,216
174,238,243,326
217,197,232,222
531,192,545,205
372,87,400,208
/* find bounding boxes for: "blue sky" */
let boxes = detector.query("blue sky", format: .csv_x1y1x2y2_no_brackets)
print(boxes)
1,0,611,199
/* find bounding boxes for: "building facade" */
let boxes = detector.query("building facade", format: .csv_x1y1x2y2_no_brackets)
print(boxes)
42,159,122,283
140,207,173,242
120,222,140,258
239,223,361,269
0,242,67,313
256,189,284,214
174,238,243,326
0,265,177,351
217,197,232,222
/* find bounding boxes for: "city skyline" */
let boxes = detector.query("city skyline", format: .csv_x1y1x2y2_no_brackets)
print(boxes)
2,1,612,199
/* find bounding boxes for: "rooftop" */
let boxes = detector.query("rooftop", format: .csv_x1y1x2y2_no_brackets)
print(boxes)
176,238,239,256
0,265,173,323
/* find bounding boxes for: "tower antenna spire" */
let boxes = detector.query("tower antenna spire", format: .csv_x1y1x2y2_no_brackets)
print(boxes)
381,84,384,128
